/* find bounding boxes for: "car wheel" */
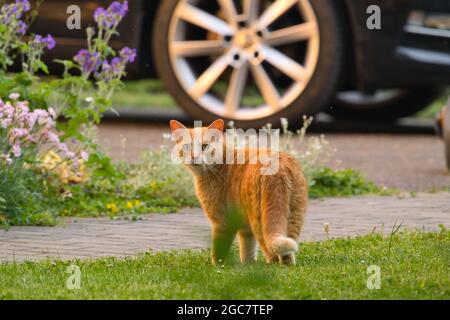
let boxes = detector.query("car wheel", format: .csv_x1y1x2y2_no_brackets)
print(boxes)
153,0,345,128
329,87,443,121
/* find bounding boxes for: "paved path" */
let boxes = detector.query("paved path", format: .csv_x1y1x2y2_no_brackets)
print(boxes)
98,123,450,191
1,193,448,263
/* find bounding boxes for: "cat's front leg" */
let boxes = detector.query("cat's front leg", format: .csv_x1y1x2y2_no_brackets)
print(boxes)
238,230,257,264
211,225,236,266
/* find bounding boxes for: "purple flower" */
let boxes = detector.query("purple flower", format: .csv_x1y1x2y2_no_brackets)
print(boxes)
16,0,30,12
44,34,55,50
17,20,27,35
93,1,128,28
74,49,101,74
119,47,136,63
109,1,128,17
1,1,30,22
32,34,55,50
111,57,122,71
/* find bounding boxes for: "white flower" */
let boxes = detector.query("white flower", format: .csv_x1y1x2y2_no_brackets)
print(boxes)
85,97,94,103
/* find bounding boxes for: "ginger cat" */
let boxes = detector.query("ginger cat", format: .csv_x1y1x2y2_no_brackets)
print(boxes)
169,119,308,265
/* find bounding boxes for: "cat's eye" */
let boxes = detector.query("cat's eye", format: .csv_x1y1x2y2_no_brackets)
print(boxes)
201,144,209,151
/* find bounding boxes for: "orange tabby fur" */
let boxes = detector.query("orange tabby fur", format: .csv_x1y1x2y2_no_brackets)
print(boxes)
170,119,308,265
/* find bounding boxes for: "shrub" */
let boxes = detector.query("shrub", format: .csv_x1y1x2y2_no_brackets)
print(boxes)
0,1,136,225
0,94,85,224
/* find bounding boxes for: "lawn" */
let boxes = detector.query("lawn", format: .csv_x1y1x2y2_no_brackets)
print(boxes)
113,80,449,119
0,229,448,300
111,80,265,109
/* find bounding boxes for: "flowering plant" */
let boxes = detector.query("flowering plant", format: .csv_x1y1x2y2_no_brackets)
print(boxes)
0,0,30,70
0,93,87,225
59,1,135,84
0,93,86,170
0,1,137,225
21,33,55,74
0,1,135,178
51,1,135,146
0,0,52,75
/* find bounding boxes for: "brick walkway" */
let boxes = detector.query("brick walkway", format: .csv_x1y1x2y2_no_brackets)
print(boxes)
1,193,448,263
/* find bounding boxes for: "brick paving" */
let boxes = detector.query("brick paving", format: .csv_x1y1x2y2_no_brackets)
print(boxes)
1,193,448,263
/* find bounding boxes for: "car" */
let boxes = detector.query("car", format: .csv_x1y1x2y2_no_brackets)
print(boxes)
30,0,450,128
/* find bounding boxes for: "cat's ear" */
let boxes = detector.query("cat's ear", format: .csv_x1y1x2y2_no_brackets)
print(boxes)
208,119,224,132
170,120,187,132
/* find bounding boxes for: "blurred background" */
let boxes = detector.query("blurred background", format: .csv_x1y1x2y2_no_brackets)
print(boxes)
28,0,450,128
20,0,450,191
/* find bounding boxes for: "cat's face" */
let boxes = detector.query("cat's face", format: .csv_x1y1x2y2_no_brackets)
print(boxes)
169,119,224,173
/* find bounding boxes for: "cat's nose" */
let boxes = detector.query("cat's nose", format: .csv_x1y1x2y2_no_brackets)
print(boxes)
192,156,204,164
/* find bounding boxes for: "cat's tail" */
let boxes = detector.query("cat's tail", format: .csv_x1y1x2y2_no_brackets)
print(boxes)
270,236,298,256
261,173,299,260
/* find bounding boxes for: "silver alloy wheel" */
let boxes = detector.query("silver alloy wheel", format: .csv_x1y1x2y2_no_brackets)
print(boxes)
168,0,320,120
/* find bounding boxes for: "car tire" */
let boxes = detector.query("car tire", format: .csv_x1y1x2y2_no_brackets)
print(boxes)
329,87,443,121
153,0,346,128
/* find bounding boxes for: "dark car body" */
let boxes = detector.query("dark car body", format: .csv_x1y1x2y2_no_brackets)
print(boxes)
30,0,450,90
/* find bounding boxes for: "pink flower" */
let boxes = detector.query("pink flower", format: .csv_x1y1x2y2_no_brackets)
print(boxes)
33,109,48,117
1,119,12,128
47,131,60,144
16,101,29,113
26,112,38,128
34,109,49,125
12,144,22,157
80,151,89,162
1,105,13,119
10,128,28,138
45,118,55,129
72,158,79,170
48,107,57,119
9,93,20,100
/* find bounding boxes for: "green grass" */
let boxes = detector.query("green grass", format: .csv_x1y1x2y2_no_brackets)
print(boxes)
0,229,448,299
416,88,450,119
112,80,265,109
112,80,177,109
113,80,449,119
308,168,395,198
